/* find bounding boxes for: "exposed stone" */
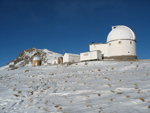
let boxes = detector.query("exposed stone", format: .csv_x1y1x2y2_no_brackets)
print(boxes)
104,55,137,61
7,48,46,67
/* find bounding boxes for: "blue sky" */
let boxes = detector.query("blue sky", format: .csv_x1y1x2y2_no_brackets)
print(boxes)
0,0,150,67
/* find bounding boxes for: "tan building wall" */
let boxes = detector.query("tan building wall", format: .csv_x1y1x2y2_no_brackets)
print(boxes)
58,57,63,64
33,60,41,66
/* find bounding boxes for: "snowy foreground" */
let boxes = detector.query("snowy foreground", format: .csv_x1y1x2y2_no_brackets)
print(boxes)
0,60,150,113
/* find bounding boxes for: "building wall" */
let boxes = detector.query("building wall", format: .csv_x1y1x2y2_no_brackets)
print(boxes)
63,54,69,63
80,50,102,61
63,54,80,63
58,57,63,64
33,60,41,66
108,40,136,57
89,43,108,57
69,55,80,63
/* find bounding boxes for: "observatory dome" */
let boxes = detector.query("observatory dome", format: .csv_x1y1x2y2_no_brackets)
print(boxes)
107,25,136,43
33,57,41,61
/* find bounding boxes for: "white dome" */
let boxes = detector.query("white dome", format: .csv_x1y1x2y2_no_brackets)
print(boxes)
33,57,41,61
107,25,136,43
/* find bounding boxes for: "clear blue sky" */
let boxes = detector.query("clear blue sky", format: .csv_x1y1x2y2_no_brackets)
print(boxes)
0,0,150,67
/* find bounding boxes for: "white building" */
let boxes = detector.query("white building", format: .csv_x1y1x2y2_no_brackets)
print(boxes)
63,53,80,63
80,50,102,61
52,59,58,65
89,25,137,60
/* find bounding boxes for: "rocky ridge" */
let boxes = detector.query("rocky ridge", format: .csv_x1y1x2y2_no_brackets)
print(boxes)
7,48,62,67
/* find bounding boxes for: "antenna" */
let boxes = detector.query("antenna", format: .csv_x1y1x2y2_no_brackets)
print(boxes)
63,49,65,55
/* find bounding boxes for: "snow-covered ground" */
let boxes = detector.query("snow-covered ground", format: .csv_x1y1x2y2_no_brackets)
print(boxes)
0,60,150,113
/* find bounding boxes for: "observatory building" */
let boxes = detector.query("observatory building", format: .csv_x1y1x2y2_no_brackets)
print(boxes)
33,57,41,66
89,25,137,60
52,25,137,64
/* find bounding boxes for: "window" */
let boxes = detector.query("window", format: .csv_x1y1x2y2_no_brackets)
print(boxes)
84,53,89,56
118,41,121,44
130,41,132,44
109,43,111,46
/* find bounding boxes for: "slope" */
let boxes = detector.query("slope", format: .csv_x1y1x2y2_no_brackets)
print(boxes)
0,60,150,113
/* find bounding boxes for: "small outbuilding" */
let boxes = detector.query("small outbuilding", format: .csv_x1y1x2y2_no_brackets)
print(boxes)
33,57,41,66
89,25,137,60
58,57,63,64
80,50,102,62
52,57,63,65
63,53,80,63
52,59,58,65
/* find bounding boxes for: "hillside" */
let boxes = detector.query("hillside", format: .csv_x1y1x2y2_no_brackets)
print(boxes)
0,60,150,113
7,48,62,68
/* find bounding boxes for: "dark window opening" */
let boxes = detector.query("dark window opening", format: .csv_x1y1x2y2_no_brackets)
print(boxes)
118,41,121,44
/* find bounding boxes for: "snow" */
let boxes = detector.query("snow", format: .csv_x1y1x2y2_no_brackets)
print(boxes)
46,52,62,64
0,60,150,113
42,49,51,53
24,51,36,58
39,49,62,64
0,65,9,71
33,57,41,61
15,60,24,66
9,62,14,65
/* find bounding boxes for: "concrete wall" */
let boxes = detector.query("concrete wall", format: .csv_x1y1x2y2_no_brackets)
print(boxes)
108,40,136,57
89,43,108,57
104,55,137,60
